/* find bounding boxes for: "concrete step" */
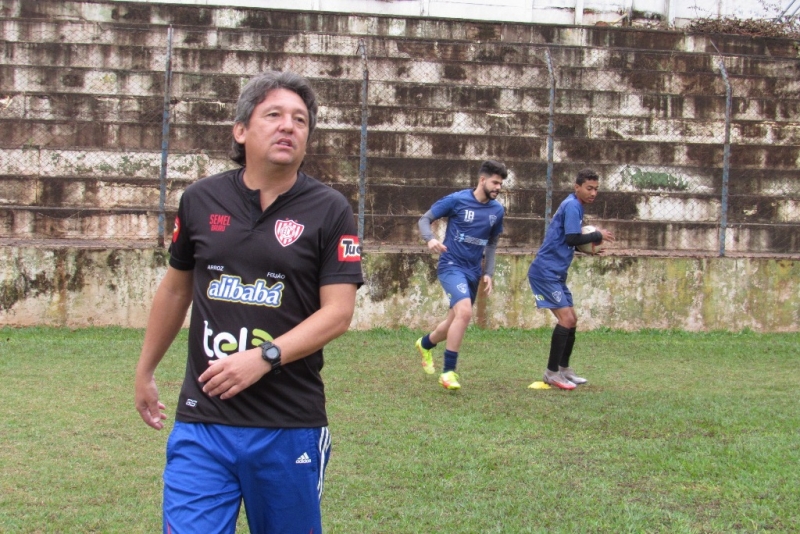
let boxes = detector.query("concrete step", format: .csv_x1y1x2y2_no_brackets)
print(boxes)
4,21,799,95
3,101,798,157
8,1,799,59
0,175,187,208
2,152,793,192
346,183,800,224
8,183,793,231
5,206,800,254
0,205,167,241
5,28,798,81
352,213,800,254
3,60,795,124
4,196,799,252
2,148,795,198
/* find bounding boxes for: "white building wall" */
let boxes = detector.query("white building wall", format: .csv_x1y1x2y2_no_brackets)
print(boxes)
114,0,781,26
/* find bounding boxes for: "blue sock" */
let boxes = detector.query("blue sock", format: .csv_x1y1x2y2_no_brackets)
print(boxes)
421,334,436,350
443,350,458,373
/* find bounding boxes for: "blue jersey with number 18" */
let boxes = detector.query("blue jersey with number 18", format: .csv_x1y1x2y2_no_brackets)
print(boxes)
430,189,504,282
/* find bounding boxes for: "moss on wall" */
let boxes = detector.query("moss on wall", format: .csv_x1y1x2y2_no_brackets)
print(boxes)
1,247,798,332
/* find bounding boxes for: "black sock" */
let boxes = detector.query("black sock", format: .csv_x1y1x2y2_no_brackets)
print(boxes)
561,327,577,368
548,325,570,372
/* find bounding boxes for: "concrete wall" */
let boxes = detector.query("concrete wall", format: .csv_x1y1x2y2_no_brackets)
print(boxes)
2,0,799,255
2,246,799,332
114,0,783,27
1,0,799,332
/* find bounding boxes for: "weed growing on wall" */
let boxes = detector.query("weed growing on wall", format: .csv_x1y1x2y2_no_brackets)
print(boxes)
622,166,689,191
688,0,800,39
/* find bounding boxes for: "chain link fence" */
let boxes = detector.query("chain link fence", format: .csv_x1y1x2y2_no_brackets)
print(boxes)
724,55,800,255
547,47,733,254
0,21,170,243
360,38,550,247
163,26,366,245
546,47,800,255
1,19,798,256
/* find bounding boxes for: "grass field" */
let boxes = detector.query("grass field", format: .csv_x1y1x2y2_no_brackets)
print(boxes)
1,326,799,533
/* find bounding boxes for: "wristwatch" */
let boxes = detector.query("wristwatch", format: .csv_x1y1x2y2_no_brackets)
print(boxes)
260,341,282,373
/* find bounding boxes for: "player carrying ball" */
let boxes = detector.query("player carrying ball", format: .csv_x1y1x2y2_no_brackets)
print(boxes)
528,168,614,390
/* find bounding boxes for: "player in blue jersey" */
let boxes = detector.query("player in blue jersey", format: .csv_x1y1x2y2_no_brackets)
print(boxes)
415,160,508,390
528,168,614,390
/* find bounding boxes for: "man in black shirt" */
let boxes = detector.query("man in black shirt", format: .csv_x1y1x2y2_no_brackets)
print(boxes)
135,71,363,533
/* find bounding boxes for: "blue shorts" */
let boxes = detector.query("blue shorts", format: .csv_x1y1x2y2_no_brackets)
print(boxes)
528,276,574,309
163,421,331,534
438,269,478,307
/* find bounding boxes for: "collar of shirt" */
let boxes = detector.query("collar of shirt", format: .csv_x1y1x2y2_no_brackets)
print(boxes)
235,168,307,225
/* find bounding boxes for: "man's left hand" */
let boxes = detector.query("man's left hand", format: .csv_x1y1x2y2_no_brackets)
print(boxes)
199,349,270,400
482,274,493,295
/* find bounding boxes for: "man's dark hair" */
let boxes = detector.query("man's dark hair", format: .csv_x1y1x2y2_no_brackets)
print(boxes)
479,160,508,180
575,168,599,185
229,71,319,166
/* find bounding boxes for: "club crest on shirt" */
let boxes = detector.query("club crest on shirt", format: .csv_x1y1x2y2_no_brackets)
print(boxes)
275,219,304,247
489,215,497,226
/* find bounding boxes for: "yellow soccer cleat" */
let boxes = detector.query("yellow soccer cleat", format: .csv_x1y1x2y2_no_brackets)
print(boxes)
438,371,461,390
415,337,435,375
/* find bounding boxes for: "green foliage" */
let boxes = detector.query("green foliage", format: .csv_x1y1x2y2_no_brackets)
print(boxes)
1,327,799,533
622,166,689,191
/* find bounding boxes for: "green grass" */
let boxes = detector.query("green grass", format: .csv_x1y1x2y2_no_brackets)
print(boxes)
1,327,799,533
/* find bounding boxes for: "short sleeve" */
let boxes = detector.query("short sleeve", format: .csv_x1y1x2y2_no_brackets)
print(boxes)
429,192,458,221
168,192,195,271
318,196,364,288
563,201,583,236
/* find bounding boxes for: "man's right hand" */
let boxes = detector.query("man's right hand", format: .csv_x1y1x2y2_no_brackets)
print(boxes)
135,375,167,430
427,239,448,253
599,228,615,243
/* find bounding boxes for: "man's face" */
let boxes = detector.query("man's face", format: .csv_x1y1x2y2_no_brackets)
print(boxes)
233,88,310,168
574,179,599,204
481,174,504,200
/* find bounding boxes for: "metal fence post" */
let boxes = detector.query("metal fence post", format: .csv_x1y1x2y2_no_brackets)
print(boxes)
544,48,556,232
158,25,174,248
717,57,732,257
357,39,369,243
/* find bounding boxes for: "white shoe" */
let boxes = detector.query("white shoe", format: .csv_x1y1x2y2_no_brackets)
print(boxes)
543,369,576,390
559,366,587,385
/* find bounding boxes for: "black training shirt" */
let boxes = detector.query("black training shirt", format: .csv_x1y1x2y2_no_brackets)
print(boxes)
169,168,363,428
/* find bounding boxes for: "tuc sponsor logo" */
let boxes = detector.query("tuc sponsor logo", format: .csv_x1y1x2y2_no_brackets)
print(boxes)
209,213,231,232
338,235,361,262
275,219,304,247
207,274,284,307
